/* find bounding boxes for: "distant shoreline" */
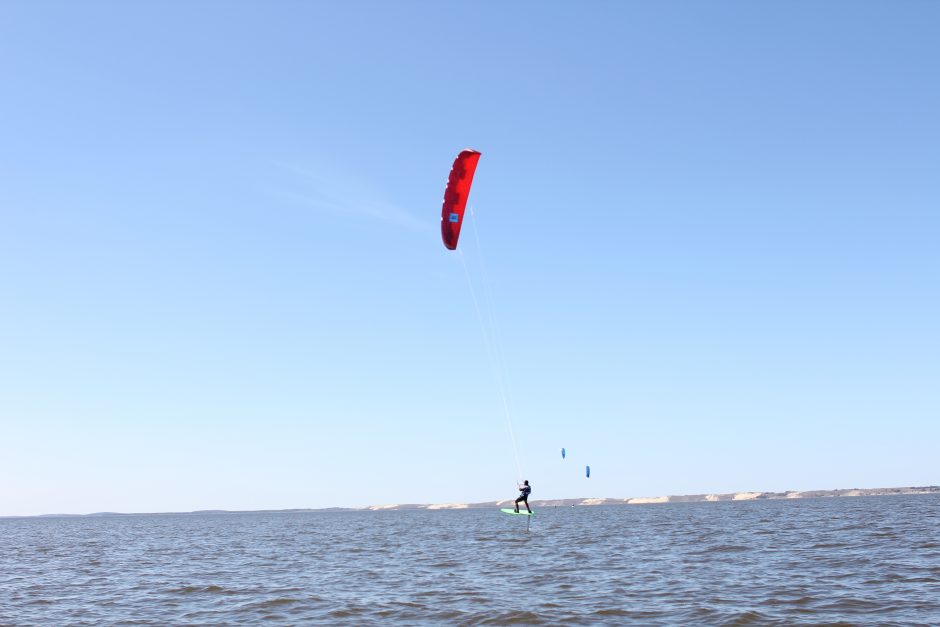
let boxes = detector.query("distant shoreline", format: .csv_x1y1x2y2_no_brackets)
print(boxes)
4,485,937,519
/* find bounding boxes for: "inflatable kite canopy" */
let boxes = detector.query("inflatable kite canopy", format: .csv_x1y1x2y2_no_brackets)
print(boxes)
440,149,482,250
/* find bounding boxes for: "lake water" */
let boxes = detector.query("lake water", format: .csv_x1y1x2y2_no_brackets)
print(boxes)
2,495,939,625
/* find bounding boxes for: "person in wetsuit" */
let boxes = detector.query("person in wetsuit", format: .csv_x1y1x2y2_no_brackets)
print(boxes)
514,480,532,513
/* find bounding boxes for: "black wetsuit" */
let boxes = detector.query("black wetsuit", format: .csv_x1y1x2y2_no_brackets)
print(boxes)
515,484,532,511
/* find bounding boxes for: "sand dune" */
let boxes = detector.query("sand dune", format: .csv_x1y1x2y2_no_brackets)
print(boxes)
627,496,669,504
355,487,939,512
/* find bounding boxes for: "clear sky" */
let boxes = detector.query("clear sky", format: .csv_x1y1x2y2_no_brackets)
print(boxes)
1,2,938,516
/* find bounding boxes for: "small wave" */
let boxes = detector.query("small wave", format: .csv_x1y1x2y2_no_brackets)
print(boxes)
818,597,884,611
592,607,632,617
170,584,227,594
902,576,940,583
869,531,900,539
390,600,424,609
722,610,775,625
477,610,542,625
697,544,751,554
758,595,814,607
254,597,302,608
326,607,365,619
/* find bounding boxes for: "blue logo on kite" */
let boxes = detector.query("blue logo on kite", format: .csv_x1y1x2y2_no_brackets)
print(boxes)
449,212,459,223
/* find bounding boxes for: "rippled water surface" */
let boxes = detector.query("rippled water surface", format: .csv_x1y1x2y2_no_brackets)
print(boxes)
3,495,939,625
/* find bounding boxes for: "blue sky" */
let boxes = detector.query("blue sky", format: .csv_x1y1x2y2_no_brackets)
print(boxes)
1,2,938,516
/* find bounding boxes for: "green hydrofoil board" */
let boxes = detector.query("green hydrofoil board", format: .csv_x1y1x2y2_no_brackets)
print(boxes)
500,508,535,516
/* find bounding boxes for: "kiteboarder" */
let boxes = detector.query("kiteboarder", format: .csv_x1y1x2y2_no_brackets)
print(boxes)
514,480,532,513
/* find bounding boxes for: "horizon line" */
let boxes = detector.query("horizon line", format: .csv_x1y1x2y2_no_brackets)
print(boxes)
4,485,937,520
